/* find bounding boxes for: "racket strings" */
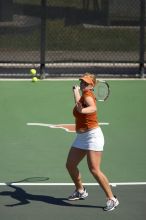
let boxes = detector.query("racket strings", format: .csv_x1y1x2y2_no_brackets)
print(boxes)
97,81,110,101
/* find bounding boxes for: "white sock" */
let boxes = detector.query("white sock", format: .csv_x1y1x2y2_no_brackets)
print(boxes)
78,188,84,193
111,197,117,201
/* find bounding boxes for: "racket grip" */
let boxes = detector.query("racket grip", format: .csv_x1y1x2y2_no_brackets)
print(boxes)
73,86,80,90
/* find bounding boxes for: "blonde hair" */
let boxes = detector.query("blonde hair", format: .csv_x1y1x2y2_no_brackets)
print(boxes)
83,73,97,86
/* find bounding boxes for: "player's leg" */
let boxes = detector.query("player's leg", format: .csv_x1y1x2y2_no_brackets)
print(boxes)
87,151,119,210
66,147,89,200
66,147,86,191
87,151,113,198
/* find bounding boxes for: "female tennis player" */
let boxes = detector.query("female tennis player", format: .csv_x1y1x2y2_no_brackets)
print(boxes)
66,73,119,211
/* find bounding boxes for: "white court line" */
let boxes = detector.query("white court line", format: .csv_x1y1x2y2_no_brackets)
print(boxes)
26,122,109,127
0,182,146,186
0,78,146,81
26,122,109,132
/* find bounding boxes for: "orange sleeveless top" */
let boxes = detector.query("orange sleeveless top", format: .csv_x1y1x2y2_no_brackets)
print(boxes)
73,90,98,132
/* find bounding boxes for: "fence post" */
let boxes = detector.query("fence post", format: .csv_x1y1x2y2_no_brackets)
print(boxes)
40,0,47,79
0,0,13,22
139,0,145,78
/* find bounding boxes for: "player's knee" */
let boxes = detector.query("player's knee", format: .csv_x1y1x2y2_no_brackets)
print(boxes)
89,166,101,177
66,161,75,172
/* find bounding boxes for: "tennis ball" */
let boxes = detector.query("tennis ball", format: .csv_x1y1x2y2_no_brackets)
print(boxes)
32,77,38,82
30,68,36,75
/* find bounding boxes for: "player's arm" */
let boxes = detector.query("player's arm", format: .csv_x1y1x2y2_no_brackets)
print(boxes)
76,96,97,114
73,85,81,104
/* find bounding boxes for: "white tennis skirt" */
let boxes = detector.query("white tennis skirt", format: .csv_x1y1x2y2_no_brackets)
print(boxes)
72,127,104,151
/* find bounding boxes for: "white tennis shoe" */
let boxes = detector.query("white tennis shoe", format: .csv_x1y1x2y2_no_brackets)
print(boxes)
104,196,119,211
68,188,88,201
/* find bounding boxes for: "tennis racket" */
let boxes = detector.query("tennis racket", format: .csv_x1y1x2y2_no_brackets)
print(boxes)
73,80,110,101
96,80,110,101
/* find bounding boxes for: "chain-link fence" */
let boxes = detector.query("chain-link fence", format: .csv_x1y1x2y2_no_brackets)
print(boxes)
0,0,145,78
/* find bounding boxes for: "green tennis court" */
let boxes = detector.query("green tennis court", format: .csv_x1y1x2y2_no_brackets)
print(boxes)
0,79,146,220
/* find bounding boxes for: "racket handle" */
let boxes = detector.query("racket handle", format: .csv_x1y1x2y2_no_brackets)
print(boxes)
73,86,80,90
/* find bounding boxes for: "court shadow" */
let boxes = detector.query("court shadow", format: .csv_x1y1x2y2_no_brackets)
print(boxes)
0,185,104,209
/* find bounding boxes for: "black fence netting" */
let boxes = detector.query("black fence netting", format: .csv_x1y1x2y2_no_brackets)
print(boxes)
0,0,145,78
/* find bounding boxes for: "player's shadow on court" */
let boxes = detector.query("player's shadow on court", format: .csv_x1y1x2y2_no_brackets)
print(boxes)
0,185,104,209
